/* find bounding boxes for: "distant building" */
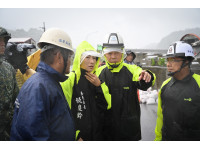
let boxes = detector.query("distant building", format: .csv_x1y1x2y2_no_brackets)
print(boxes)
128,49,167,67
8,37,37,56
8,37,36,45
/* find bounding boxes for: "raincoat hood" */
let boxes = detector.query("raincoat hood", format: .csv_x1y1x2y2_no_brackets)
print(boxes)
72,41,101,84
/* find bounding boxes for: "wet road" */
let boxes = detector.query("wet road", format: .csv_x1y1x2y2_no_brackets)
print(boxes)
140,103,158,141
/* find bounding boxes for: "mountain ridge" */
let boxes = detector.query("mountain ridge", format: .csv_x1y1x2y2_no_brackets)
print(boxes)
7,27,200,50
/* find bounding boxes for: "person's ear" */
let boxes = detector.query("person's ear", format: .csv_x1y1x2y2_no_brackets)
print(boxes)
56,51,63,64
53,51,60,64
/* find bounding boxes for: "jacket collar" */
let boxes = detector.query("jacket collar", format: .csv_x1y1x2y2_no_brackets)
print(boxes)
80,68,87,75
172,71,194,83
37,61,68,82
105,60,124,72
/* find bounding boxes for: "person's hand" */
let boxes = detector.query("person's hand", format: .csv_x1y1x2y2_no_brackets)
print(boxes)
78,137,83,141
25,68,36,76
85,72,101,87
138,70,151,83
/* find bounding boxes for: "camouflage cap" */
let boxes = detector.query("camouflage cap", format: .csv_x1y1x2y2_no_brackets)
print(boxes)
0,27,11,39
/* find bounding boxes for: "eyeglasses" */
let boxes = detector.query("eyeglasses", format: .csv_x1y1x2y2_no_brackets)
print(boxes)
166,58,184,63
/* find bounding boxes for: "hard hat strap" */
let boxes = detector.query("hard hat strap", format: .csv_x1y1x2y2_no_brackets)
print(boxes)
59,49,69,75
107,62,120,69
167,59,190,76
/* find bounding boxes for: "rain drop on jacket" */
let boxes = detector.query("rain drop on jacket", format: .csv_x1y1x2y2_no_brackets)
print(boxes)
10,61,75,141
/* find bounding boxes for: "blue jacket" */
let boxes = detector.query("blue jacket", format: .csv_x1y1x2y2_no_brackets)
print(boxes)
10,61,75,141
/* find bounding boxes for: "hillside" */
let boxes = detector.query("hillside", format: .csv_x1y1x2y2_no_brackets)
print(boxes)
156,27,200,49
7,27,200,50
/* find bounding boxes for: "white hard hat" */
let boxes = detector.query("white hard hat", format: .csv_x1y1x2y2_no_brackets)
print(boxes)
102,33,124,54
37,28,74,54
167,41,194,58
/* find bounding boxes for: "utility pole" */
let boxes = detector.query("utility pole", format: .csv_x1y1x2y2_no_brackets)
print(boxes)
40,22,46,32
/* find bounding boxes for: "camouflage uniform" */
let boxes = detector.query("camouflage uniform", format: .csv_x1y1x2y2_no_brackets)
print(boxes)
0,59,19,140
0,27,19,140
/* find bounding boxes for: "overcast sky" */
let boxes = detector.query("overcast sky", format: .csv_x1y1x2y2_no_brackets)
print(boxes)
1,8,200,49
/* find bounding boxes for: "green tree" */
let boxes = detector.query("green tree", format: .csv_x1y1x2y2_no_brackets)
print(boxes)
158,58,166,66
151,58,155,66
